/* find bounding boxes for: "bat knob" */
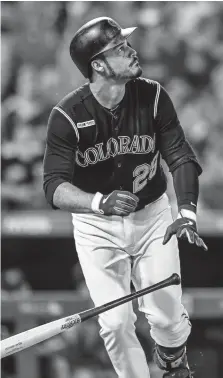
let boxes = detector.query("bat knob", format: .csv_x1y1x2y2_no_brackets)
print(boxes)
171,273,181,285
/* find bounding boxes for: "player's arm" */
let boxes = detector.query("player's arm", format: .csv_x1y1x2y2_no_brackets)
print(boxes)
43,109,138,215
43,108,95,213
155,86,207,250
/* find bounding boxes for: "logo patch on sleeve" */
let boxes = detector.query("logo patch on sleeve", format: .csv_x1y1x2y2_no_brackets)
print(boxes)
77,120,95,128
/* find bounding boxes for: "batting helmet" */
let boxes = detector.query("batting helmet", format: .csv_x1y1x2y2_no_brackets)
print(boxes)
70,17,137,78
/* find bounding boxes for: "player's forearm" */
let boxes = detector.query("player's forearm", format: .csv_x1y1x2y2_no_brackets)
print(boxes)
172,161,199,215
53,182,95,213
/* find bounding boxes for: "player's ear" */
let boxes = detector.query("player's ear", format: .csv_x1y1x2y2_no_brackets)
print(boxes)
91,58,104,74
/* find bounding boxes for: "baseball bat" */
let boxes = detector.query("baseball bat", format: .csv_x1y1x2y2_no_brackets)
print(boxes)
1,273,180,359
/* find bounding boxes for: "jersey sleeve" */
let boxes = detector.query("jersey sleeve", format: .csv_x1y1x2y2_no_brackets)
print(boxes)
43,107,78,208
155,85,202,175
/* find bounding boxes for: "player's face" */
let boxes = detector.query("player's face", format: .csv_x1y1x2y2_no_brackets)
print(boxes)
101,40,142,81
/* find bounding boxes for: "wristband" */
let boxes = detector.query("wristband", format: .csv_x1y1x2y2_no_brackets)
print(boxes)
91,192,104,214
177,209,197,222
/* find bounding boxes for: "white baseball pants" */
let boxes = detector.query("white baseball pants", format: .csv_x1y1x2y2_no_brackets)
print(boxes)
72,193,191,378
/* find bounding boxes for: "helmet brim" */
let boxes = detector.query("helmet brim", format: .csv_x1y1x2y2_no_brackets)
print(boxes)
121,26,137,39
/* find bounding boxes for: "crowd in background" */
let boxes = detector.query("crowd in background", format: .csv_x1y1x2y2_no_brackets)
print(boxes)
1,1,223,211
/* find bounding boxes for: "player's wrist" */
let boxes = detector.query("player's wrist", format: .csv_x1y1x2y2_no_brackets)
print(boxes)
177,209,197,222
91,192,104,214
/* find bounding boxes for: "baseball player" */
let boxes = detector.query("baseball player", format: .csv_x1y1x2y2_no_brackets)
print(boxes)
43,17,207,378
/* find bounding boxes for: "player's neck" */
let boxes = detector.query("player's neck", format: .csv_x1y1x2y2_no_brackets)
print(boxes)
89,80,126,110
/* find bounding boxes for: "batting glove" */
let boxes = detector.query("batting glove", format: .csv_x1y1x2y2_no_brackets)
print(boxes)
163,211,208,251
91,190,139,216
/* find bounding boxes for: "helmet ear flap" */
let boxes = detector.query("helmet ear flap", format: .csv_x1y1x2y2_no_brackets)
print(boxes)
88,61,93,81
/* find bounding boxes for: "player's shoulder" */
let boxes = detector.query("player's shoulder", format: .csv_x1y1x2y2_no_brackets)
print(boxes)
133,77,160,88
55,82,90,113
137,77,160,86
130,77,161,97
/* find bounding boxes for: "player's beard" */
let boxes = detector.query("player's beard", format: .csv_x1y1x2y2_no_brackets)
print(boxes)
121,65,142,81
104,59,142,81
130,64,143,78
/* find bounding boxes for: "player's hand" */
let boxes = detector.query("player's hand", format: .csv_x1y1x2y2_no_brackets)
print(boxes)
99,190,139,216
163,217,208,251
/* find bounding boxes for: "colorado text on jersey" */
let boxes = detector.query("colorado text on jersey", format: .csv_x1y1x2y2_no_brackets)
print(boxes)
76,134,156,167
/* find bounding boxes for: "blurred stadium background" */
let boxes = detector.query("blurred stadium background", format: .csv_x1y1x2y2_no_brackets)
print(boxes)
1,1,223,378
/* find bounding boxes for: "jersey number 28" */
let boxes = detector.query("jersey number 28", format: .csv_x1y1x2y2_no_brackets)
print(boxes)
133,151,159,194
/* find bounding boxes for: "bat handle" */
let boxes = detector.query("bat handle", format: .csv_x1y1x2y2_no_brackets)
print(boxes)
80,273,181,321
168,273,181,285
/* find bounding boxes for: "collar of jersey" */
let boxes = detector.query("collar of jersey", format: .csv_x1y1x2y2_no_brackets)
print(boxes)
89,84,127,113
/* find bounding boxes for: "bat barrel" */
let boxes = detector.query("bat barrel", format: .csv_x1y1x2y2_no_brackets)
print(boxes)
79,273,181,321
0,314,81,359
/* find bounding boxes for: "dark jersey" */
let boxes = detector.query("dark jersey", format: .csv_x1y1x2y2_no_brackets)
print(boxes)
43,78,202,209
